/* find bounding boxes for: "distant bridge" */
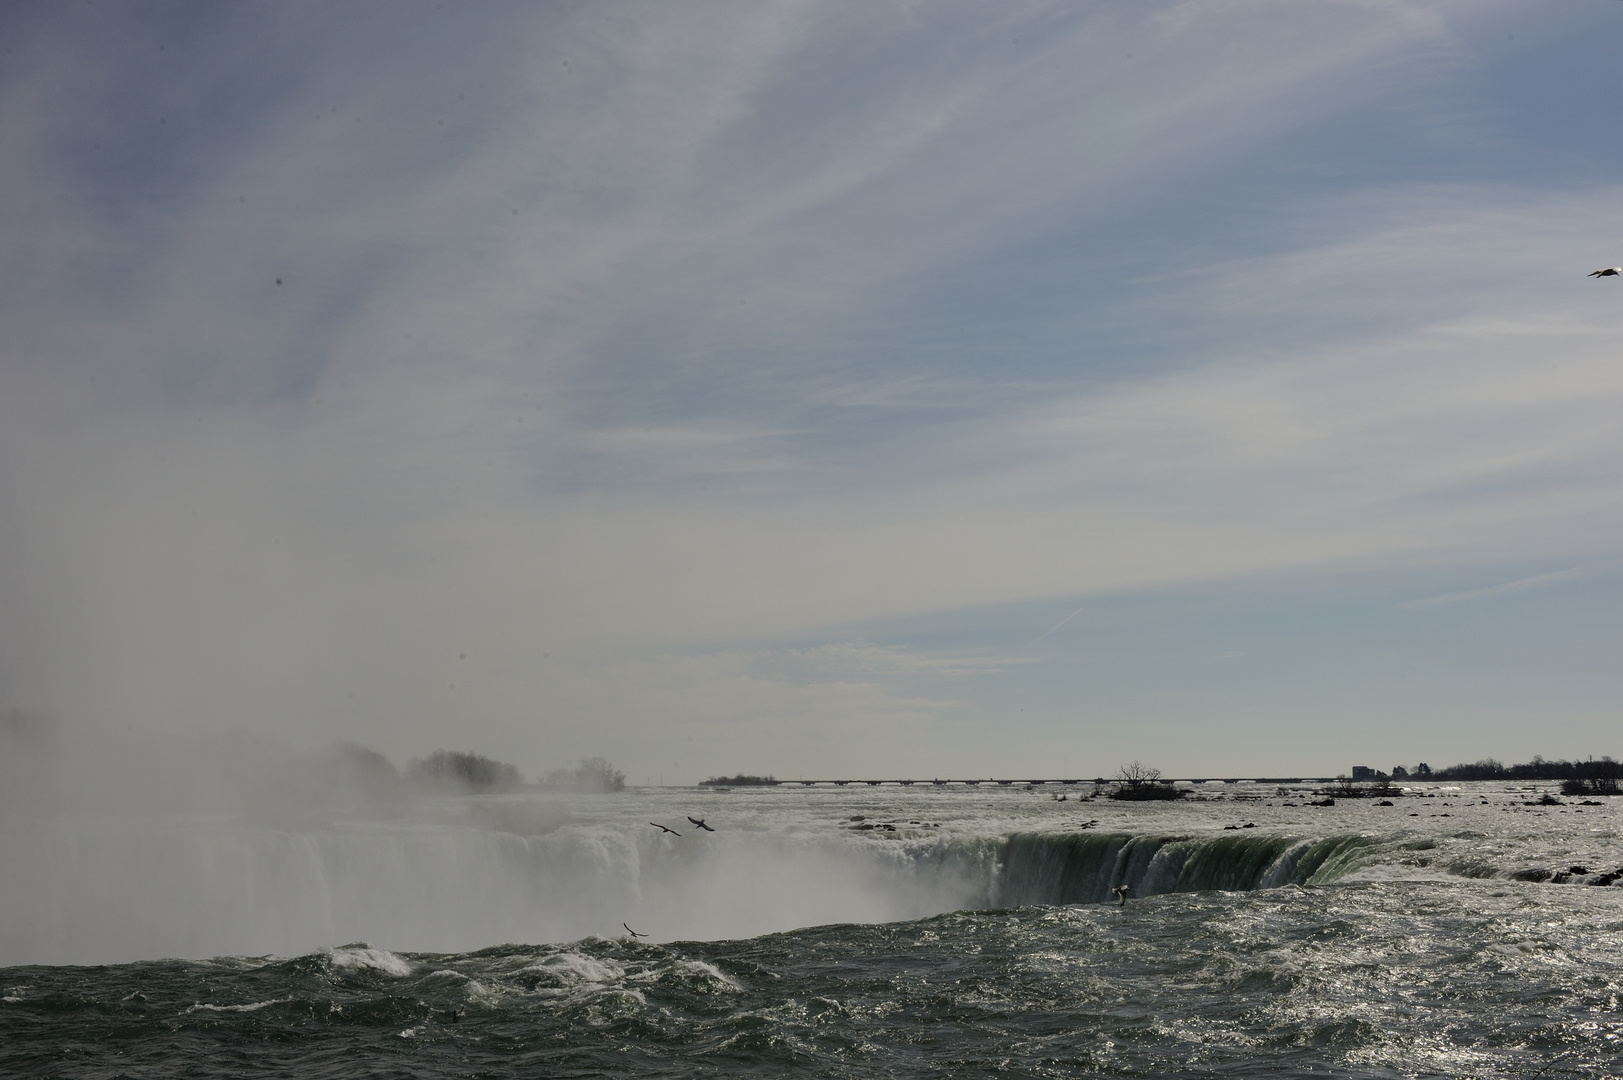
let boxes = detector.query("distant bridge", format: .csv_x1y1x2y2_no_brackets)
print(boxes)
707,777,1328,788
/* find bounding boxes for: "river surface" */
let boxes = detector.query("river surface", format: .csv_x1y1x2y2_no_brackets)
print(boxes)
3,782,1620,1077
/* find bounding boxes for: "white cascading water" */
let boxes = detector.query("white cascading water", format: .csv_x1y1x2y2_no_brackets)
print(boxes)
0,808,1000,965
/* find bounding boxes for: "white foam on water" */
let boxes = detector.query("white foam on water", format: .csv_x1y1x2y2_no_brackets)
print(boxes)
182,996,291,1014
422,967,497,1004
520,952,624,984
626,957,741,993
665,954,743,987
675,958,740,991
327,944,413,976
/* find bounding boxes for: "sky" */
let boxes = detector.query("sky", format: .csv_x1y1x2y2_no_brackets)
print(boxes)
2,0,1621,784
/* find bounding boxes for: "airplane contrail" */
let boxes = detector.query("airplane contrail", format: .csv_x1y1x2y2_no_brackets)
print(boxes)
1028,603,1086,648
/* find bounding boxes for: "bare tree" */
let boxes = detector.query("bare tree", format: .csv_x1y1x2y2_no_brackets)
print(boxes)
1116,761,1162,789
1111,760,1184,801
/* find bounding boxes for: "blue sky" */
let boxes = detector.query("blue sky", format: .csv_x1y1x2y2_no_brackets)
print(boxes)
2,1,1621,781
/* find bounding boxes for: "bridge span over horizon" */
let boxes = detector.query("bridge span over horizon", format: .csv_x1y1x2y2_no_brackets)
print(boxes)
694,776,1334,788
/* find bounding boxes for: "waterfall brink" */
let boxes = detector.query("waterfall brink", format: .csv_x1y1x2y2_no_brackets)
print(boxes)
0,815,999,966
0,802,1392,966
993,832,1376,907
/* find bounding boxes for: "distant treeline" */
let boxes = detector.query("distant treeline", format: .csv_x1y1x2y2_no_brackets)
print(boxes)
409,750,523,791
699,774,779,787
400,750,624,793
1379,756,1620,785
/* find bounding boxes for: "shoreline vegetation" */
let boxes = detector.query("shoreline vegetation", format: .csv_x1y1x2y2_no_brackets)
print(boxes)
401,749,627,793
699,774,780,787
1361,756,1620,796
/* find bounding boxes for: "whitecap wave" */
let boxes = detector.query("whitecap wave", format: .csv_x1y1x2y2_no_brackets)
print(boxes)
519,951,624,985
328,944,413,976
183,996,292,1014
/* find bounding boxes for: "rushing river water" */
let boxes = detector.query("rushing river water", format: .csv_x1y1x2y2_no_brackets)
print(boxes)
3,782,1620,1077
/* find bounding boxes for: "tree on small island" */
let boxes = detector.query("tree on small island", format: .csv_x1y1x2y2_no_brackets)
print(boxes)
699,774,779,787
1109,760,1186,801
1323,774,1401,799
408,750,524,792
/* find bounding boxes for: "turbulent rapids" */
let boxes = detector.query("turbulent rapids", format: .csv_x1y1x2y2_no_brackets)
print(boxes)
4,783,1623,1078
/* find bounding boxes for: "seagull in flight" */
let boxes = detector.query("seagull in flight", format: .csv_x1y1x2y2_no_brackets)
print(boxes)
1113,884,1132,906
650,822,681,836
1590,267,1621,277
623,923,649,938
687,816,715,832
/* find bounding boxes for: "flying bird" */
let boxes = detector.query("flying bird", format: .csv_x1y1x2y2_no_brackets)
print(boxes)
1590,267,1621,277
650,822,681,836
623,923,648,938
1113,884,1132,906
687,816,715,832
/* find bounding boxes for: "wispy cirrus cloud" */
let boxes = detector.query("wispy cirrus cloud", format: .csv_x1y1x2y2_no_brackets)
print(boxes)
1402,563,1621,610
2,1,1621,778
759,642,1022,679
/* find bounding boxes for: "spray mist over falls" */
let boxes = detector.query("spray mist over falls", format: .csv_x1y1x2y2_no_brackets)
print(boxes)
0,726,999,965
1,719,1474,967
0,805,999,966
